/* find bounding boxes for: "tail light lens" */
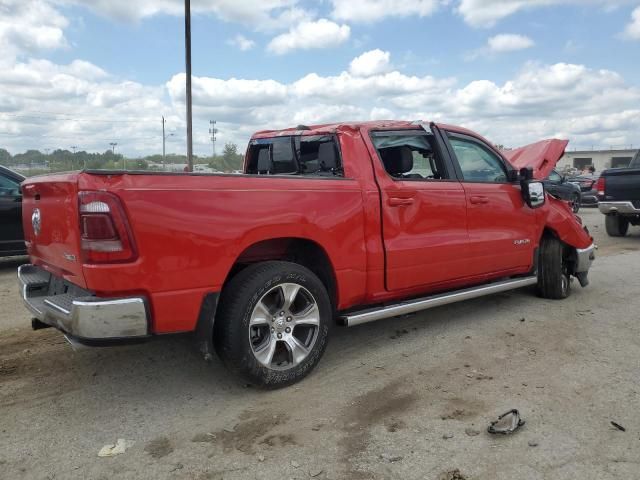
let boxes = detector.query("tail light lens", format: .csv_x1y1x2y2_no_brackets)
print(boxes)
79,191,137,263
595,176,605,197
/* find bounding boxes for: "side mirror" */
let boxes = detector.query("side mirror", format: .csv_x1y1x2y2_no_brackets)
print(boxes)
519,167,534,181
522,180,545,209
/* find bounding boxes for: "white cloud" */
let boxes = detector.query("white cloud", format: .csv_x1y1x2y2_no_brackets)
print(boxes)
623,6,640,39
349,49,392,77
2,8,640,157
61,0,309,31
0,0,68,58
227,34,255,51
487,34,535,52
331,0,441,23
266,19,350,54
456,0,637,28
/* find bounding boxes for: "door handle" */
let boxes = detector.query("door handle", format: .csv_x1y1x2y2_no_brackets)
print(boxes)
469,196,489,205
388,197,414,207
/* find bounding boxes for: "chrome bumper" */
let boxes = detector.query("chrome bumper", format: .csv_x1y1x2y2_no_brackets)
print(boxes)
599,201,640,215
575,244,596,274
18,264,149,341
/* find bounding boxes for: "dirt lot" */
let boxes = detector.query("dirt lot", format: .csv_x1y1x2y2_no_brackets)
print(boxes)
1,208,639,480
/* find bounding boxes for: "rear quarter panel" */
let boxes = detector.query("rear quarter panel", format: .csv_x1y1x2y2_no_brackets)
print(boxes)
78,173,367,333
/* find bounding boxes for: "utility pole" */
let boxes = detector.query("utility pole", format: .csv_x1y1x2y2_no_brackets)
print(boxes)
44,148,50,171
209,120,217,158
184,0,194,172
109,142,122,169
71,146,78,170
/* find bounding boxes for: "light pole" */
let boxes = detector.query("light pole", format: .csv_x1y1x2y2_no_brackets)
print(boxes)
162,116,175,171
185,0,194,172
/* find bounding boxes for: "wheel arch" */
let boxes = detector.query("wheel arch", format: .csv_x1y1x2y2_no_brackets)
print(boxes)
224,237,338,311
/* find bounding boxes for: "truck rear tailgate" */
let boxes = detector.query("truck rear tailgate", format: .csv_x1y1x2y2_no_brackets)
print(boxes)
21,173,86,288
603,168,640,204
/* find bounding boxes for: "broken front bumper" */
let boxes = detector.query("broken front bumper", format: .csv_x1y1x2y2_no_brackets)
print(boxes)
18,264,149,342
575,244,596,274
573,243,596,287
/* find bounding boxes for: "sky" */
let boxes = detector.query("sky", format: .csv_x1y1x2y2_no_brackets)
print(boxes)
1,0,640,157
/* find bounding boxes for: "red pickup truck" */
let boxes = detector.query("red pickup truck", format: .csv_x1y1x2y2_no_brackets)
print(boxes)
18,121,595,387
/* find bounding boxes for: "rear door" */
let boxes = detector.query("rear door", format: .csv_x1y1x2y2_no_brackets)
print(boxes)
368,129,470,291
0,169,25,253
443,131,537,276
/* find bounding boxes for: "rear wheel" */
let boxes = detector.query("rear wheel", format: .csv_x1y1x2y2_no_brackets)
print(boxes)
570,193,580,213
605,215,629,237
537,236,571,300
214,261,332,388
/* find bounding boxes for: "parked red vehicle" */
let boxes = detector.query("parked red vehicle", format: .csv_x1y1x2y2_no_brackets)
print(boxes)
18,121,594,387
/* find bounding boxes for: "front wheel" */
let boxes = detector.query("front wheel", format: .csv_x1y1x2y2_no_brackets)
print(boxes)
605,215,629,237
214,261,332,388
537,236,571,300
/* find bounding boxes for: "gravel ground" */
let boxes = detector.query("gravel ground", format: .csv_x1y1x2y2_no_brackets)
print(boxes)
1,208,639,480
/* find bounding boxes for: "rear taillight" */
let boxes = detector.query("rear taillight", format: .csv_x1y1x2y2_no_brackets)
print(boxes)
79,191,137,263
595,177,605,197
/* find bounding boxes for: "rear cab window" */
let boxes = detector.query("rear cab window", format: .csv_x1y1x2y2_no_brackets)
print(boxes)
245,135,343,177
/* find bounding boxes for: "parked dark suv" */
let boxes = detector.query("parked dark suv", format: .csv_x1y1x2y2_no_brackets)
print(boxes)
0,165,26,256
543,169,582,213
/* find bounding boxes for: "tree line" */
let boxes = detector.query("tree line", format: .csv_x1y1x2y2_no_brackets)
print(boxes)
0,143,244,175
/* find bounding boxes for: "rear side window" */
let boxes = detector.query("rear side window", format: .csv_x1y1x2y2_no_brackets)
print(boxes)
246,135,342,176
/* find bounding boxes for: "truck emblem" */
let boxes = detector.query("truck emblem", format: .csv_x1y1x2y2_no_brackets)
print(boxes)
31,208,41,237
513,239,531,246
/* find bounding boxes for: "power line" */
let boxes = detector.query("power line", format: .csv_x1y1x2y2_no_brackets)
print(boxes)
0,112,159,124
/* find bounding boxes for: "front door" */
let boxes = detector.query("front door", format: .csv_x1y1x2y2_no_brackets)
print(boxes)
368,129,470,292
444,132,537,277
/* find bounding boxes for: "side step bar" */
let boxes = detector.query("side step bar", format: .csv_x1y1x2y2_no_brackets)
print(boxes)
340,276,538,327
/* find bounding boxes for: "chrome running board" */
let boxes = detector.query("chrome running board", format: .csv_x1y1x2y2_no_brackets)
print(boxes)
340,276,538,327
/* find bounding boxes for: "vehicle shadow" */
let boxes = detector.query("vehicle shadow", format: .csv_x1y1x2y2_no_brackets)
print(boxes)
0,256,28,272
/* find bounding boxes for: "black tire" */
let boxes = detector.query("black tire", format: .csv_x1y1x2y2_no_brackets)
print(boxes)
571,194,580,213
537,236,571,300
214,261,332,388
605,215,629,237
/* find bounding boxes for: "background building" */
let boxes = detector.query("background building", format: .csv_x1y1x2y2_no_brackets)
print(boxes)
557,148,638,174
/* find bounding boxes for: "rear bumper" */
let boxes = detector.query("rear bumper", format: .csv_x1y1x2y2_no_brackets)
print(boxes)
18,264,149,342
599,201,640,215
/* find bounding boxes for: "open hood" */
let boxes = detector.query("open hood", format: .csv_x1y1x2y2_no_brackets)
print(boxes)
501,139,569,180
